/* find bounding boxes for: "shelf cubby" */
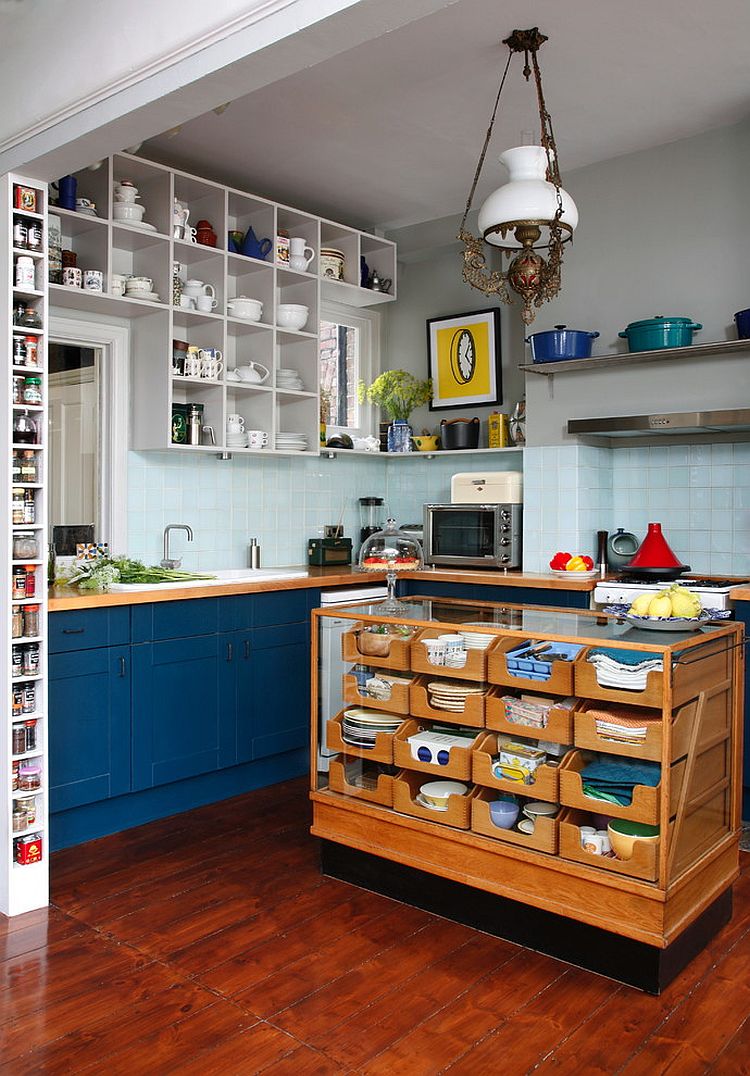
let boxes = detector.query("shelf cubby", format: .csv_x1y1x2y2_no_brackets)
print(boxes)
276,209,319,273
113,154,172,235
227,191,274,261
320,222,359,286
172,172,225,249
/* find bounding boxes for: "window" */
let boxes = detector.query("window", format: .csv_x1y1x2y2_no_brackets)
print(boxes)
48,318,129,552
319,303,380,437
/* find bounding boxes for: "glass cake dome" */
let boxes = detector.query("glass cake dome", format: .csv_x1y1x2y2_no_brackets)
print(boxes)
358,517,424,612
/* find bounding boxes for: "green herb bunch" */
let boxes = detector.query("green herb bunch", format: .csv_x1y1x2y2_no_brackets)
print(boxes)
58,556,216,592
358,370,432,422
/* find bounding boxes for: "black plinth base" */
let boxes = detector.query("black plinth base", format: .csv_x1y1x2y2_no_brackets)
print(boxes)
320,840,732,994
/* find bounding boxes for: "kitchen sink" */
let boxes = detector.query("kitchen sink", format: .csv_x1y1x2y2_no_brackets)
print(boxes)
108,568,309,592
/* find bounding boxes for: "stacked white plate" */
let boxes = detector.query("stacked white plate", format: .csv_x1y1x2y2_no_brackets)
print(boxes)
276,431,307,452
226,431,248,448
276,368,304,391
458,628,496,650
427,679,486,712
342,707,401,749
117,219,157,232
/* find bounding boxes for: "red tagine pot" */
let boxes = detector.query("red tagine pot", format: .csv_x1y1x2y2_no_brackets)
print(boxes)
625,523,690,578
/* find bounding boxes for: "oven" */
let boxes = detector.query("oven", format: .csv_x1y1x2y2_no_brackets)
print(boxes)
422,503,522,569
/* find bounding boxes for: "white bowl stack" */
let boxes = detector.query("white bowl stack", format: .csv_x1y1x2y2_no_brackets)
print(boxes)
276,367,304,391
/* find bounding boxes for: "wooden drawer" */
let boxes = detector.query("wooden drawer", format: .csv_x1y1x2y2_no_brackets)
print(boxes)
485,687,575,743
393,718,481,781
470,787,559,854
574,651,664,708
558,808,658,882
573,702,662,762
558,749,660,825
341,624,414,670
49,607,130,653
471,731,560,803
487,636,581,696
409,675,487,728
328,756,394,808
343,673,411,714
325,708,405,765
392,769,476,829
410,627,490,682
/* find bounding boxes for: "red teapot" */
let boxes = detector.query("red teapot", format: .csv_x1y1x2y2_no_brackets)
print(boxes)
195,219,217,247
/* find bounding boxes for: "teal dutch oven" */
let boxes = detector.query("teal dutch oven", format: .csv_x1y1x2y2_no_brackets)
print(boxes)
619,314,702,353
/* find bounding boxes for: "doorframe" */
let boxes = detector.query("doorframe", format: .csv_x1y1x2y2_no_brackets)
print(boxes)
49,316,129,551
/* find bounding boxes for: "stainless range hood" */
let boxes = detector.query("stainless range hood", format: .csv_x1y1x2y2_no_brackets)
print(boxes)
568,408,750,438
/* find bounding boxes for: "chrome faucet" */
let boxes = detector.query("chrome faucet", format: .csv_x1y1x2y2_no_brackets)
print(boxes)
161,524,194,569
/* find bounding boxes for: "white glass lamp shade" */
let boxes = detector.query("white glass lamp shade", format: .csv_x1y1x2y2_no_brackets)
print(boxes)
477,145,578,250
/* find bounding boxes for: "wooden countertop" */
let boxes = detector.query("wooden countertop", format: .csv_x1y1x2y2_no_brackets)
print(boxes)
47,565,600,611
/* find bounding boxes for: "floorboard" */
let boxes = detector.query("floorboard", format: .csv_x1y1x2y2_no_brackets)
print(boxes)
0,776,744,1074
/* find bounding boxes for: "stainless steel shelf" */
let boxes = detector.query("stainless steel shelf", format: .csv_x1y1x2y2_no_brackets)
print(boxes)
520,338,750,376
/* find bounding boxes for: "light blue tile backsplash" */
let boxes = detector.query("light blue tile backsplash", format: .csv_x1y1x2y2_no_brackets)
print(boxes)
128,441,748,575
126,450,522,570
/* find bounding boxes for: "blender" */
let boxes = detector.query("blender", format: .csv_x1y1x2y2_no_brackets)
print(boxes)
358,496,384,552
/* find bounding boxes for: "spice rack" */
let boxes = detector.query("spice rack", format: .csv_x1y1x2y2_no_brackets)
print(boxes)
311,597,743,961
2,175,48,914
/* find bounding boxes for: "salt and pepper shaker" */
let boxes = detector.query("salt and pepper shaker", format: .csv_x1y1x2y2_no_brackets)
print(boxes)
248,538,261,568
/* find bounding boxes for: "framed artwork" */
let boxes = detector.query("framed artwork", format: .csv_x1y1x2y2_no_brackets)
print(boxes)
426,308,502,411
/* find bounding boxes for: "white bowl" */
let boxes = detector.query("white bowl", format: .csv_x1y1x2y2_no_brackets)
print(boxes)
227,297,263,321
113,202,146,221
276,304,309,331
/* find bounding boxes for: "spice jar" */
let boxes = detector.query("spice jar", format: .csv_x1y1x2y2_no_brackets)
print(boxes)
12,723,26,754
27,221,43,252
13,411,38,444
12,761,19,791
18,795,37,825
13,219,28,248
23,605,40,638
12,647,23,678
24,336,38,366
22,643,39,676
13,336,26,363
23,564,36,596
13,375,25,404
12,686,23,718
24,719,37,752
12,565,27,599
13,532,38,559
13,807,27,834
15,256,35,288
20,451,38,483
23,377,42,405
22,682,36,714
12,605,23,639
17,305,42,329
24,490,36,523
18,762,41,791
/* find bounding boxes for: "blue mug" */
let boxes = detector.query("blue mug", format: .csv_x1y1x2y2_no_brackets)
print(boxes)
58,175,77,210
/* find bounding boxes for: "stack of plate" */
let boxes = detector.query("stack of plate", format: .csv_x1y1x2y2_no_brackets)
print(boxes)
276,368,304,391
341,707,401,749
458,628,496,650
427,680,486,712
119,220,158,233
276,431,307,452
226,430,248,448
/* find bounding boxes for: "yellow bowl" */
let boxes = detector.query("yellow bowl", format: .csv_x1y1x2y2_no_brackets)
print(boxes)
607,819,659,860
412,436,440,452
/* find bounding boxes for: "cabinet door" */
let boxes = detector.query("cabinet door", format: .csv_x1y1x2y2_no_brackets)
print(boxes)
248,622,310,760
131,634,235,789
48,646,131,812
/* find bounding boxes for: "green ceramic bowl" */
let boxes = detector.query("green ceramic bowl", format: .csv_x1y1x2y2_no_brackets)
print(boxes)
608,819,659,860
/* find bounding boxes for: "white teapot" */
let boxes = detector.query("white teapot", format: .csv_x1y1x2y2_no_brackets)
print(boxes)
235,362,269,384
173,199,190,226
182,278,206,298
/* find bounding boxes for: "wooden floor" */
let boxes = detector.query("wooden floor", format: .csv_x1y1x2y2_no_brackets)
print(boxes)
2,779,750,1074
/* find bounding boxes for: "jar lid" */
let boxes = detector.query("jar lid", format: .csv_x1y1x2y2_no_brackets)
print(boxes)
24,376,41,383
18,763,41,774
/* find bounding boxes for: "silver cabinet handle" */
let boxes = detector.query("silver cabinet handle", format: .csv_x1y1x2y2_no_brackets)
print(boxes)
226,642,233,662
119,656,126,677
244,639,250,659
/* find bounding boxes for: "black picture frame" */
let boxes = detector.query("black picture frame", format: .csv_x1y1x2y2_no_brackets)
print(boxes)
426,307,502,411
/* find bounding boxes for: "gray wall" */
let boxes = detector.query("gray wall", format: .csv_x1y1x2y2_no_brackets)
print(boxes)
384,119,750,447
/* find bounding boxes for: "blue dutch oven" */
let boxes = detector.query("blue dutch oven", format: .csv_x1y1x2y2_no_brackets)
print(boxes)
526,324,600,363
619,315,702,353
734,308,750,339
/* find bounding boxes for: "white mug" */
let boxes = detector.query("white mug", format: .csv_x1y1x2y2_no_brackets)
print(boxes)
111,274,127,297
247,430,268,447
183,354,201,377
200,357,223,380
227,414,245,432
196,295,217,312
182,279,204,297
83,269,104,292
179,295,196,310
581,832,607,855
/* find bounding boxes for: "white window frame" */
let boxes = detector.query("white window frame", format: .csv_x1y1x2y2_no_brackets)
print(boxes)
49,316,130,551
320,301,382,438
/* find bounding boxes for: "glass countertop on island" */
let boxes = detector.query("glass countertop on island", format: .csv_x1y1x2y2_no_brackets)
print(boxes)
313,594,737,655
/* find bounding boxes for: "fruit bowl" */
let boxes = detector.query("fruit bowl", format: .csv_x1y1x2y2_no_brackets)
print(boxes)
549,568,599,579
603,603,731,632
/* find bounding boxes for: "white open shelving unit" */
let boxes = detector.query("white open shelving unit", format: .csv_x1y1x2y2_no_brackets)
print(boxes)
2,174,49,916
49,153,397,457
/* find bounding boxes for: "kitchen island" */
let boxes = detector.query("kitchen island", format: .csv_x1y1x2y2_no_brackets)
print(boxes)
311,594,744,992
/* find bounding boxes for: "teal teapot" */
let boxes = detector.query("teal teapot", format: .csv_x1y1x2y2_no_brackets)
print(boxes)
241,226,272,261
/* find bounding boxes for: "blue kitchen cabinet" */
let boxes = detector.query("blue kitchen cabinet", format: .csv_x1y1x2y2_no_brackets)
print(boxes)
399,578,591,609
48,645,131,812
733,600,750,818
131,632,236,789
247,622,310,760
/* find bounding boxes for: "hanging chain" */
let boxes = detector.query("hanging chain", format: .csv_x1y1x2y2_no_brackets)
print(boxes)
458,49,514,234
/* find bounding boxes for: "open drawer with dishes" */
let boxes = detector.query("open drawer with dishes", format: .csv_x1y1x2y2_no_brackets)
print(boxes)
392,769,477,829
328,755,396,807
325,707,406,764
471,731,562,803
312,596,743,964
471,786,560,854
392,718,481,780
487,636,583,695
558,748,661,825
409,674,488,728
410,627,494,682
342,670,412,713
558,807,659,882
485,688,577,742
341,622,415,670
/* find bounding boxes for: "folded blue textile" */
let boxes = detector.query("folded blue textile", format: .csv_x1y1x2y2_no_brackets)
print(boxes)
580,757,661,805
588,647,661,668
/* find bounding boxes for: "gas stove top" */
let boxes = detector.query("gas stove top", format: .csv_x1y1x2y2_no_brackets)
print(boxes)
595,575,747,611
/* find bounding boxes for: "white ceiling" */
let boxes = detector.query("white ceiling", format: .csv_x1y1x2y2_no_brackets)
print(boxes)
142,0,750,233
